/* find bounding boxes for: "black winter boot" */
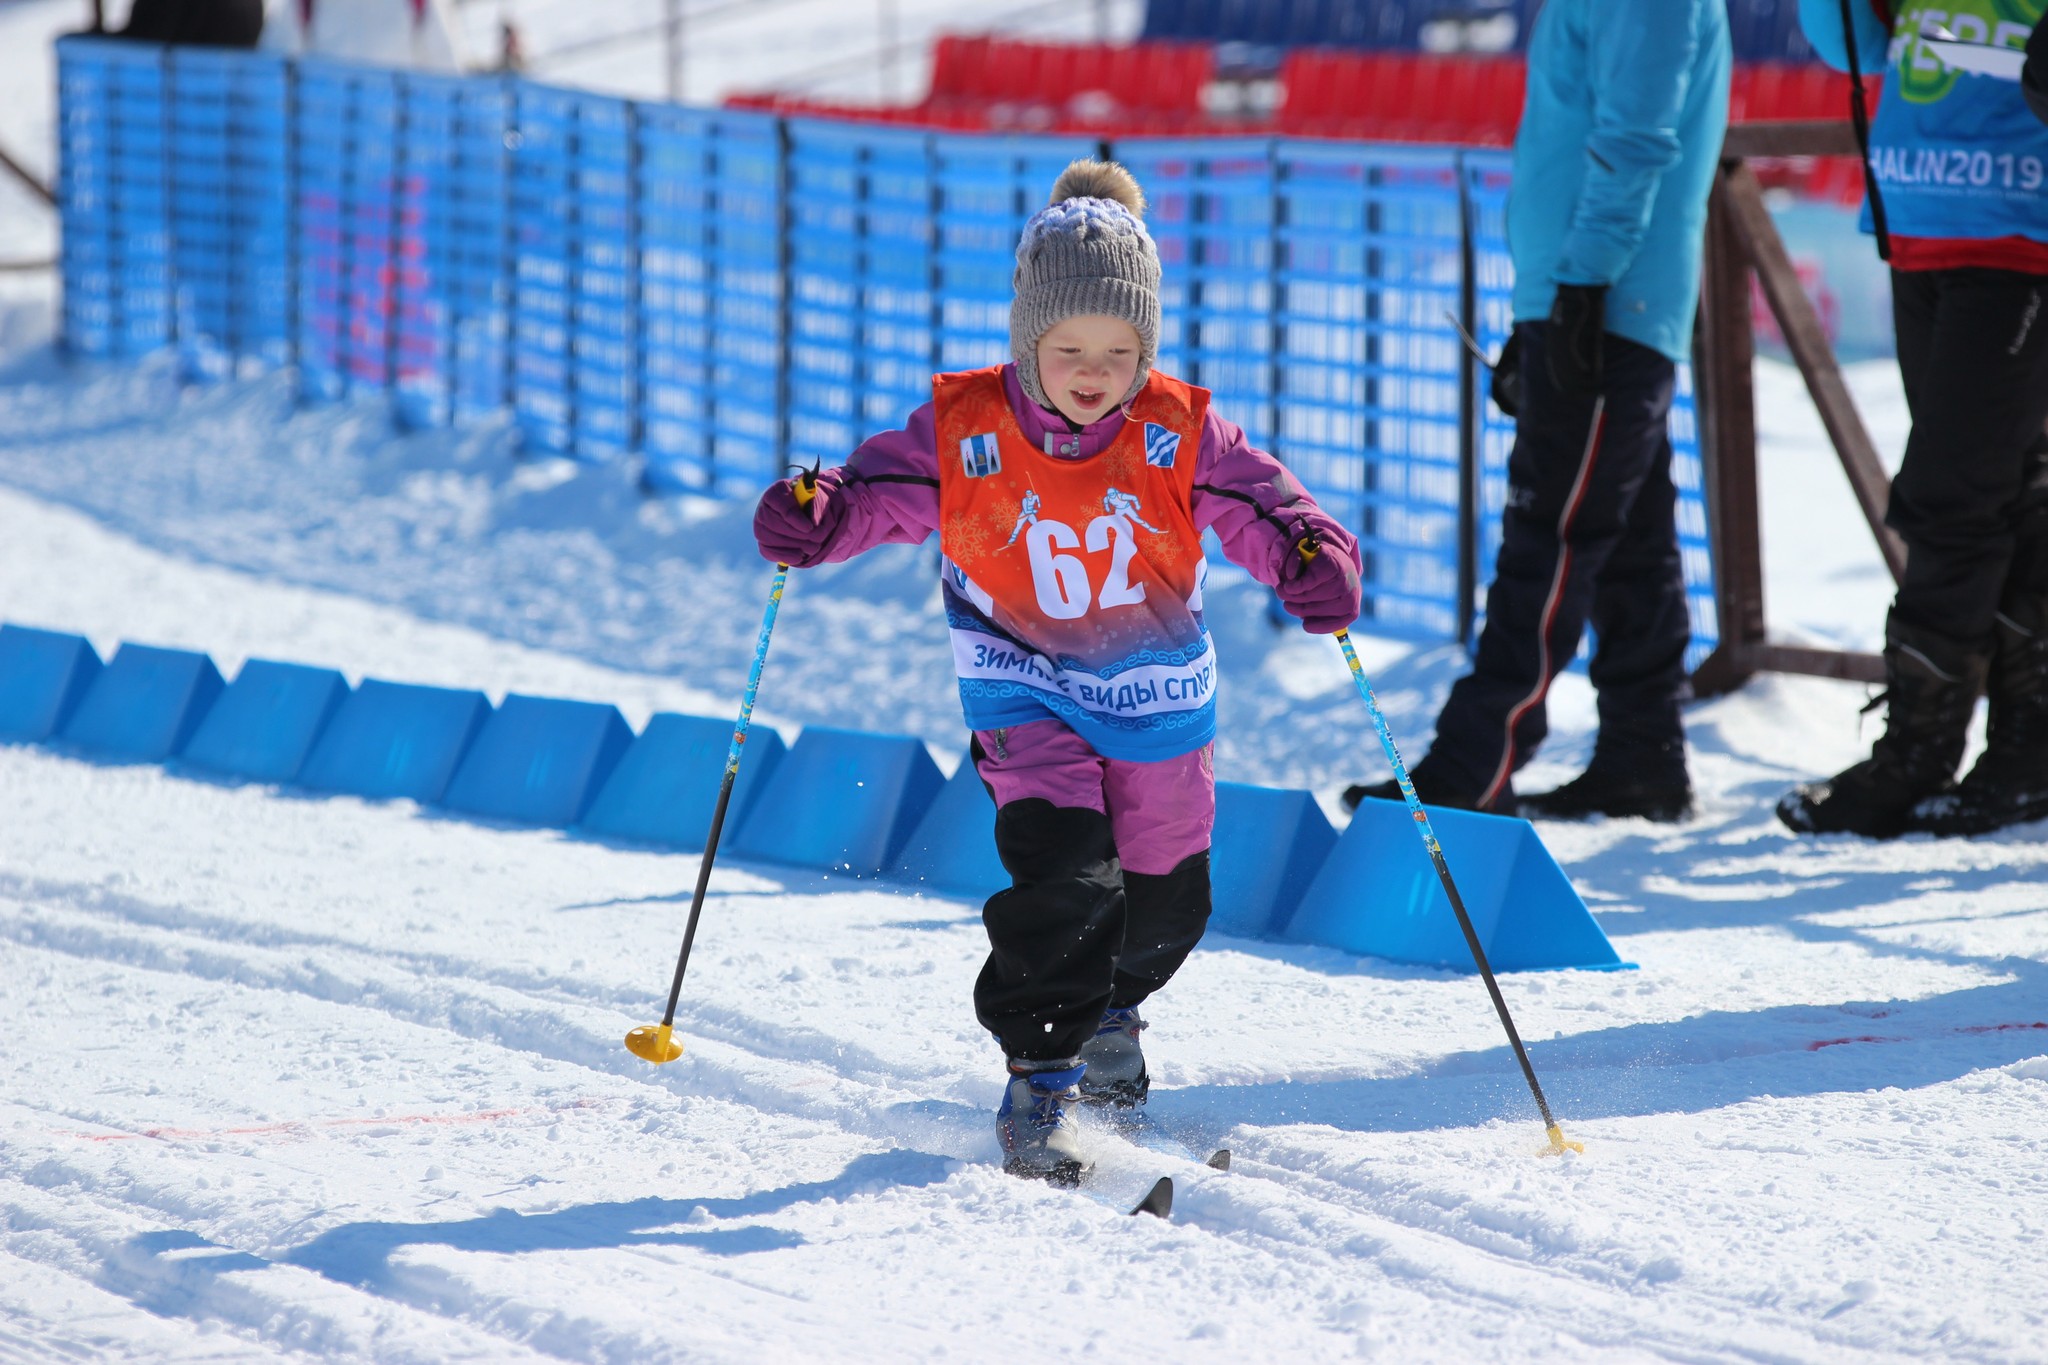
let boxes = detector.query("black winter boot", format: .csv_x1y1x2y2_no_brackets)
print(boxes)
1912,602,2048,836
1519,736,1693,823
1778,619,1991,838
1342,752,1514,815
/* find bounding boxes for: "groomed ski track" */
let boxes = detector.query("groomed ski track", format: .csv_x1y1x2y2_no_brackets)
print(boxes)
3,728,2045,1363
0,349,2044,1360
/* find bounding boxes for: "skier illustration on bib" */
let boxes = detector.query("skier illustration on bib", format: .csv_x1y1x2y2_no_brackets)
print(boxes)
1004,489,1042,547
1102,485,1163,534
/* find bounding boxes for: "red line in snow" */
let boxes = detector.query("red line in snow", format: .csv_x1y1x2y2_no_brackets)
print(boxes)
1807,1035,1902,1050
62,1098,608,1143
1805,1022,2048,1052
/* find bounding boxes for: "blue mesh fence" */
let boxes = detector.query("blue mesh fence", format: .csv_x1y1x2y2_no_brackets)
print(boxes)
166,48,291,378
636,102,716,491
393,73,514,429
707,111,786,493
1274,141,1467,638
55,37,1721,658
858,128,939,437
1116,138,1279,450
293,59,405,402
933,133,1100,374
786,120,865,472
58,39,173,356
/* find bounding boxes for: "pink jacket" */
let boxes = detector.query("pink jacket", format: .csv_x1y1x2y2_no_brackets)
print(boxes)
808,365,1362,584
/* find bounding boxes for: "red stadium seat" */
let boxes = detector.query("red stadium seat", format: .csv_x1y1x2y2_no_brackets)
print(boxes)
927,34,989,100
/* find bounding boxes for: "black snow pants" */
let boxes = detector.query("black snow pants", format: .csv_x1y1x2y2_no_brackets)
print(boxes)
1427,323,1691,808
966,737,1212,1064
1886,267,2048,650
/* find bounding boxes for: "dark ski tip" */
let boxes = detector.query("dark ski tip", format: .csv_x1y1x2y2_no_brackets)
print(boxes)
1004,1156,1091,1188
1130,1176,1173,1218
1205,1149,1231,1172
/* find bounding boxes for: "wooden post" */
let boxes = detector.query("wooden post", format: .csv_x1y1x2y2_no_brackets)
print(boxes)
1720,160,1906,581
0,141,56,208
1690,162,1765,697
1690,120,1891,695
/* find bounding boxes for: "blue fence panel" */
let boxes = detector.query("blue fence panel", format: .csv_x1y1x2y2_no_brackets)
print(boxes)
786,122,941,466
1109,140,1200,391
166,48,291,378
1462,151,1720,669
1114,137,1279,447
293,60,402,402
58,37,173,356
55,42,1724,666
860,127,938,435
1190,139,1278,449
507,82,644,461
291,59,347,397
395,74,513,428
574,96,640,460
786,119,865,472
509,82,577,452
709,110,787,492
165,50,231,371
933,133,1100,374
637,102,716,491
1279,141,1466,639
509,81,641,459
1114,139,1269,444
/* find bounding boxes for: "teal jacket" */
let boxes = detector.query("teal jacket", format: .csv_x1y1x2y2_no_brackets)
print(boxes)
1508,0,1732,363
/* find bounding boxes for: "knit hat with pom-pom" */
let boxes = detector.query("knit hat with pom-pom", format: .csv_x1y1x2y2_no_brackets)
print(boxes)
1010,159,1161,412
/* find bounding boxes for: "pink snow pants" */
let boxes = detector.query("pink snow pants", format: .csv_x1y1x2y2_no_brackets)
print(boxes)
969,719,1214,875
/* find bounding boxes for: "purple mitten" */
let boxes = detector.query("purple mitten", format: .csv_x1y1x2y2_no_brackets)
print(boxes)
753,476,840,567
1278,532,1363,634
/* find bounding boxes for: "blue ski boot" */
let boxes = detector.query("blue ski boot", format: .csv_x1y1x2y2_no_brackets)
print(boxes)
996,1059,1093,1185
1078,1006,1149,1109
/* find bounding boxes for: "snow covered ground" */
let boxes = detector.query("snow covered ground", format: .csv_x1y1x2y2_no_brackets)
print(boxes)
3,311,2048,1363
3,4,2046,1360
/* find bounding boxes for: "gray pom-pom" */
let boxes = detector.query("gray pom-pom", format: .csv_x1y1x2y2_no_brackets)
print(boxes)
1048,159,1146,219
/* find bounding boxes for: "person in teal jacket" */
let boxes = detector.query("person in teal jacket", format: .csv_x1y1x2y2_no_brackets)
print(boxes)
1346,0,1731,822
1778,0,2048,839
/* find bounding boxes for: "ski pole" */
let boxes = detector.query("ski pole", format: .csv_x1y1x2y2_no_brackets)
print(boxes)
625,474,812,1064
1307,546,1580,1154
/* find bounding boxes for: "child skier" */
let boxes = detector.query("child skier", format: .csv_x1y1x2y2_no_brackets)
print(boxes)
753,160,1363,1183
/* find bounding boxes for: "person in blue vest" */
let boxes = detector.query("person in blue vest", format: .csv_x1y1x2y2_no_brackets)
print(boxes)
1779,2,2048,838
1344,0,1730,822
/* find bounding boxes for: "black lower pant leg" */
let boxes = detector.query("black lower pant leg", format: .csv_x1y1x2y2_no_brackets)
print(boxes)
1429,324,1683,803
2001,438,2048,613
973,799,1124,1063
1108,849,1211,1010
1887,267,2048,647
1587,429,1690,753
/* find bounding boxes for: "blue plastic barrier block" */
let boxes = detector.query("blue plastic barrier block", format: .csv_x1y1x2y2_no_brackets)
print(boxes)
0,625,103,741
439,693,635,827
178,659,350,783
888,752,1007,901
294,679,491,803
731,725,944,875
577,711,787,848
58,642,224,762
1210,782,1337,940
1285,800,1624,972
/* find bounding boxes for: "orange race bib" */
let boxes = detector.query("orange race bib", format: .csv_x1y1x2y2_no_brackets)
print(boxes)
933,366,1216,761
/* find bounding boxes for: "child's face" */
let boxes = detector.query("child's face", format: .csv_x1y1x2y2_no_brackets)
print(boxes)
1035,315,1142,426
